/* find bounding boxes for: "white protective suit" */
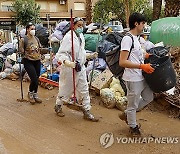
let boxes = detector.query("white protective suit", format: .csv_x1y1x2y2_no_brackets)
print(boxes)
55,31,91,111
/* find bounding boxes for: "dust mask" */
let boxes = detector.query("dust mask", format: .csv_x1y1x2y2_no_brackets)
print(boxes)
75,27,83,34
30,30,35,36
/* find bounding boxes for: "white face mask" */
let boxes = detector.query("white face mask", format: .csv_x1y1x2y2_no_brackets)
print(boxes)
30,30,35,36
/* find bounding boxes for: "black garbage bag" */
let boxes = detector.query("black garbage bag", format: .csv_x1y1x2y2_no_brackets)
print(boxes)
147,46,170,58
98,40,118,60
105,32,124,45
35,25,49,47
0,57,4,71
103,32,134,78
0,43,16,57
143,55,177,93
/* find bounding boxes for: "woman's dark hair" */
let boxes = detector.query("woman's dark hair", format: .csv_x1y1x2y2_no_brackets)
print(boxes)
129,12,146,30
25,22,35,35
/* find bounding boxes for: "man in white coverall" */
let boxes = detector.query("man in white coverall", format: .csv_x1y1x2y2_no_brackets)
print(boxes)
54,17,99,122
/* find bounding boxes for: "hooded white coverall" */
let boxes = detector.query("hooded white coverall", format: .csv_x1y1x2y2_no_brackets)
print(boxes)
55,31,91,111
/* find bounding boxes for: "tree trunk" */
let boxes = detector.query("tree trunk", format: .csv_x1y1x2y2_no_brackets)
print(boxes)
153,0,162,20
124,0,130,28
86,0,92,25
165,0,180,17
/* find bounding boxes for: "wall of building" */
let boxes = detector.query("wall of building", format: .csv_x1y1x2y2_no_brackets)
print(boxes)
0,0,87,30
0,0,87,19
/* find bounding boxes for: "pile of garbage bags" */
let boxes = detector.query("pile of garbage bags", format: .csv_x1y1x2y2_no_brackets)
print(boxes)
20,24,49,47
100,77,127,111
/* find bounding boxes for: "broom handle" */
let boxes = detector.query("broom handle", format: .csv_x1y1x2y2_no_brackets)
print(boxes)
49,25,53,76
89,22,102,88
70,9,76,103
16,26,24,99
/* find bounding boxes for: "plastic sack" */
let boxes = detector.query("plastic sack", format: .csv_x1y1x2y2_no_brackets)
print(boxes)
86,58,107,77
55,21,69,31
0,72,7,79
100,88,116,109
150,17,180,47
105,32,124,45
110,77,125,96
0,43,16,56
4,68,12,75
116,96,128,111
84,34,102,52
35,24,49,47
12,64,24,74
51,30,63,41
109,77,120,88
147,46,170,58
110,84,125,97
20,29,26,38
50,21,70,41
98,40,118,60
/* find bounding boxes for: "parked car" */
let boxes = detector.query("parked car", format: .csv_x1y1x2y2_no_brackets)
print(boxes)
108,25,124,33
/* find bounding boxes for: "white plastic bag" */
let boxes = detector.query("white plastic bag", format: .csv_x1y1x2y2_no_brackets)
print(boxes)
100,88,116,109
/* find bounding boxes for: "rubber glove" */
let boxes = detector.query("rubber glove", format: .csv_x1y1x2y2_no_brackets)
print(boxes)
139,63,155,74
145,52,151,59
86,52,98,59
63,60,75,68
75,61,81,72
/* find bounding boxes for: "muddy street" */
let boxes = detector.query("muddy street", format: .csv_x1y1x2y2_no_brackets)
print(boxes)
0,79,179,154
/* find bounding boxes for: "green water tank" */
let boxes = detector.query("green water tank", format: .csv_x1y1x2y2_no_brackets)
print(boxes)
150,17,180,47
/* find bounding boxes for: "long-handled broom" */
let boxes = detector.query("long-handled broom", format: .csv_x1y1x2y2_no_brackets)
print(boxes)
64,9,82,111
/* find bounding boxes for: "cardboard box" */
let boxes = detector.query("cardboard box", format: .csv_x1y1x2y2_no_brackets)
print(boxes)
91,69,113,94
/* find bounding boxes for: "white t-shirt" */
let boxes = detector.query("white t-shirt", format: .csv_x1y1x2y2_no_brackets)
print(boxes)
120,33,144,82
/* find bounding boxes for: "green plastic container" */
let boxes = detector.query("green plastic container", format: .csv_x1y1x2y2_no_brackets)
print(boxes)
150,17,180,47
84,33,102,52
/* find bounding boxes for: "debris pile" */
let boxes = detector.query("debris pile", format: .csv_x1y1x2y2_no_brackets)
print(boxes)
100,77,127,111
162,47,180,108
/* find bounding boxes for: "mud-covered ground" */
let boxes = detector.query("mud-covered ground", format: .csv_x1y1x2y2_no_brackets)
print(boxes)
0,79,179,154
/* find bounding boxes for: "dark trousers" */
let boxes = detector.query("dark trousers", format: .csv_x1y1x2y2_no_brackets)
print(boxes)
23,58,41,93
